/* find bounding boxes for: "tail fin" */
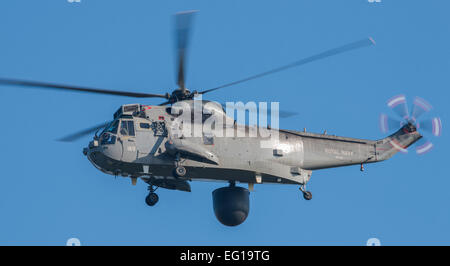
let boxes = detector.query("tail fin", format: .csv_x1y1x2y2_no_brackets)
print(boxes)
376,123,422,161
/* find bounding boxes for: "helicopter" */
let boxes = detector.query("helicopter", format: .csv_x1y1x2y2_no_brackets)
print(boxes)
0,11,438,227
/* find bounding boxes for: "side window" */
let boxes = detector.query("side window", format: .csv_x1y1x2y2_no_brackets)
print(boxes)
140,123,151,129
120,120,135,136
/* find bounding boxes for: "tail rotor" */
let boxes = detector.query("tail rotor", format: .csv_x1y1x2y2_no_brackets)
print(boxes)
379,95,442,155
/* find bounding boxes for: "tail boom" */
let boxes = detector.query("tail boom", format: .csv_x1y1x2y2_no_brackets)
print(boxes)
296,124,422,170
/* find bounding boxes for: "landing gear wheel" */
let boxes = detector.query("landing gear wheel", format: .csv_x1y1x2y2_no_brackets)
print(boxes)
145,192,159,206
174,166,186,177
299,185,312,201
302,191,312,201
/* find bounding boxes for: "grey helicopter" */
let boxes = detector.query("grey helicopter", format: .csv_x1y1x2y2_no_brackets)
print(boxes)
0,11,439,226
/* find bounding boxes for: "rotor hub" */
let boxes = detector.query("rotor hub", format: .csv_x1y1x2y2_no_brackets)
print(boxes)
404,122,417,133
167,88,198,103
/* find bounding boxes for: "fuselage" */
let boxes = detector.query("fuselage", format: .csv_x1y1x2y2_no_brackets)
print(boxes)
84,101,421,189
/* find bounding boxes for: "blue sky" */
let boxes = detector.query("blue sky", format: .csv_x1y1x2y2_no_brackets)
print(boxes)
0,0,449,245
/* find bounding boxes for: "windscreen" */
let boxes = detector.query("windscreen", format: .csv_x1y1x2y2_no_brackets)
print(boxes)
101,120,119,135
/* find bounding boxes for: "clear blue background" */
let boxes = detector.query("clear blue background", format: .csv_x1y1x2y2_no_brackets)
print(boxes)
0,0,448,245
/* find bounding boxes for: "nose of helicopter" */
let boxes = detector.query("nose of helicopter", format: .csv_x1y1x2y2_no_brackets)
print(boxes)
83,139,105,170
83,134,124,176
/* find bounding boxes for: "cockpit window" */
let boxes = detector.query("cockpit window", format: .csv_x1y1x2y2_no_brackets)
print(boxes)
104,120,119,134
120,120,135,136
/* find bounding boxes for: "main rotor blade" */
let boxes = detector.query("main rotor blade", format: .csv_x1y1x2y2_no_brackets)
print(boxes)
200,37,376,95
175,10,197,90
0,78,168,98
58,121,111,142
